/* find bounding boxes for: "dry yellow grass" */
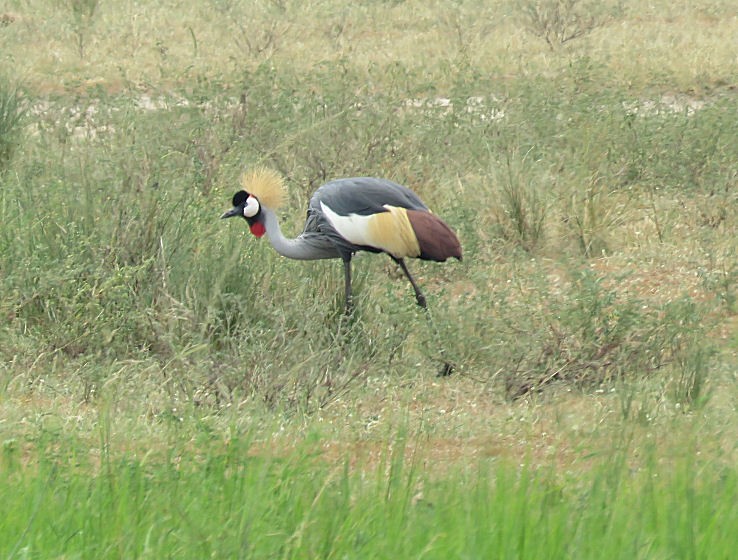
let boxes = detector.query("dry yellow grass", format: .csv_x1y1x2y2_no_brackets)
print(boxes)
0,1,736,93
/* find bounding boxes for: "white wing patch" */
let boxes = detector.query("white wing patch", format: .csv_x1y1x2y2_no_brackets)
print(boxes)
320,202,421,258
320,202,374,245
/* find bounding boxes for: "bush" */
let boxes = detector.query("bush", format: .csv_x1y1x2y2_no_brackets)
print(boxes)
452,268,711,400
518,0,623,50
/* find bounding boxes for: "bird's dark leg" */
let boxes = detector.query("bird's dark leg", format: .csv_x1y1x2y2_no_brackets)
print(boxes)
342,257,353,315
391,257,453,376
393,258,427,309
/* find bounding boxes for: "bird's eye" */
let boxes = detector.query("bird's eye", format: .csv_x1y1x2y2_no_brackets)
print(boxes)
243,195,260,218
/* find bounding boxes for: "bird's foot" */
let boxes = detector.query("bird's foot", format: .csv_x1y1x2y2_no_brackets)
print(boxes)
343,299,354,317
415,294,427,309
437,361,454,377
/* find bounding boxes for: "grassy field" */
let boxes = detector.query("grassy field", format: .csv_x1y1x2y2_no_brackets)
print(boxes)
2,0,738,557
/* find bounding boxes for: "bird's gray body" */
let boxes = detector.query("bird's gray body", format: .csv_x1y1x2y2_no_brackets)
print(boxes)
298,177,431,260
311,177,429,216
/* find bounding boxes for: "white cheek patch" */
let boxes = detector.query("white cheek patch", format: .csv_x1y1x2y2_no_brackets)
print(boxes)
243,196,260,218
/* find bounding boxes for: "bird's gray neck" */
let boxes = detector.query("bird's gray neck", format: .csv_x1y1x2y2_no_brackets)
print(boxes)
261,206,339,261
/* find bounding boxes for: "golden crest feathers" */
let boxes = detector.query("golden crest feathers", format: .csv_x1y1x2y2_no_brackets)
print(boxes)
240,167,286,210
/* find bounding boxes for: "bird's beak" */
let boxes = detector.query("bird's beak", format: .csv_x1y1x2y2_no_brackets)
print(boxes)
220,207,241,219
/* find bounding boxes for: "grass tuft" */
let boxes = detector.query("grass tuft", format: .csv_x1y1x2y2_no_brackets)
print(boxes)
0,78,24,173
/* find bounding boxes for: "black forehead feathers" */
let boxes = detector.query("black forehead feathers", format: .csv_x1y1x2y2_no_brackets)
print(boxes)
232,190,250,206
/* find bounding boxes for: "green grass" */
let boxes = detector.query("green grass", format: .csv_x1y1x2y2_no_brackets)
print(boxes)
2,425,737,559
2,0,738,557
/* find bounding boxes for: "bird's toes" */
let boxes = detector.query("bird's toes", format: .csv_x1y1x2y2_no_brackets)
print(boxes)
437,361,454,377
343,300,354,316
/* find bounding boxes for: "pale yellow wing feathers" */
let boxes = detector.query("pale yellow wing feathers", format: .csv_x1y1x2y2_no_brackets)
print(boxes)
366,206,421,258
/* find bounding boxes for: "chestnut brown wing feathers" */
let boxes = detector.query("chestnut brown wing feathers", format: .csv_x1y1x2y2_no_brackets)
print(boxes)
406,210,462,262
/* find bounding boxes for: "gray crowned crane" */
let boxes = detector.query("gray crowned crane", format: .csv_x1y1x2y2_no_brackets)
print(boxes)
221,168,462,315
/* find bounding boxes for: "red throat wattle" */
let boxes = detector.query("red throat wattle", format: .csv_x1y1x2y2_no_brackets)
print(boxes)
249,221,266,238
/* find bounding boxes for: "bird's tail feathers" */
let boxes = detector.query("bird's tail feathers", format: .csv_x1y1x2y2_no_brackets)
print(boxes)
407,210,463,262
